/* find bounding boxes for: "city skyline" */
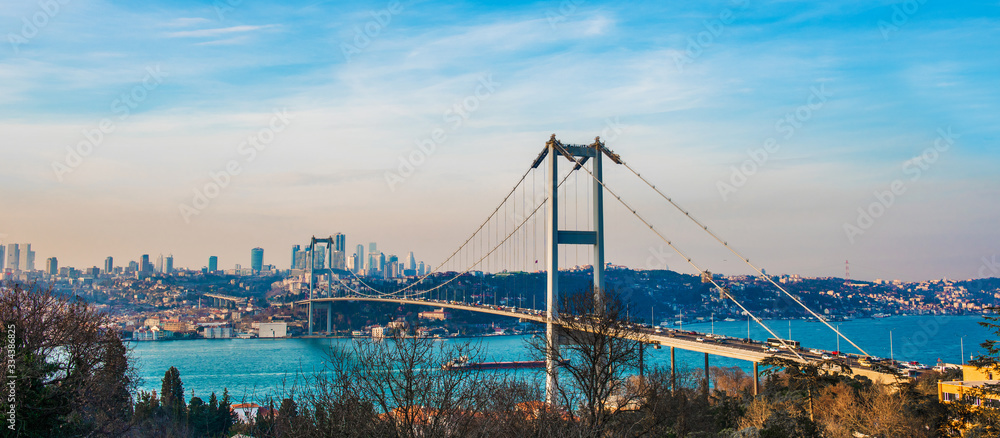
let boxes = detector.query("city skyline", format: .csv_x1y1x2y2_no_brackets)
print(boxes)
1,1,998,281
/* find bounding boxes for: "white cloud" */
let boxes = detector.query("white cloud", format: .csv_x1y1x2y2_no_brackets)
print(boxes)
166,24,278,38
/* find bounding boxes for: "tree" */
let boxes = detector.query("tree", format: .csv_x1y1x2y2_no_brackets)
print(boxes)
760,356,852,422
526,287,648,435
0,281,136,437
160,366,187,423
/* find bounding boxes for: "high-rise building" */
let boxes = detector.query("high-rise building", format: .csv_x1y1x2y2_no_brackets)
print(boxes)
290,245,300,269
24,244,34,271
407,252,416,271
418,261,425,276
141,254,151,273
165,255,174,273
355,244,365,274
156,254,164,273
334,233,346,252
332,250,346,270
7,244,20,272
46,257,58,276
369,242,377,253
208,256,218,272
0,245,5,271
251,247,264,272
293,249,308,269
104,256,113,274
312,246,325,270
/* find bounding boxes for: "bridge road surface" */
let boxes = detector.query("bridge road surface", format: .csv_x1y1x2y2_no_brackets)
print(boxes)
297,296,899,385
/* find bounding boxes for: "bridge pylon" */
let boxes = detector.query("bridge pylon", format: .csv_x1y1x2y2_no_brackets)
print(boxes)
536,134,620,405
307,236,337,336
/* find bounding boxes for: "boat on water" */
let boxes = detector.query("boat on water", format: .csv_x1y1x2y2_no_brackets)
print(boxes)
723,318,736,322
442,356,549,371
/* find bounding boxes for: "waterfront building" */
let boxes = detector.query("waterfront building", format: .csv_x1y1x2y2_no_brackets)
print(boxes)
201,324,233,339
251,247,264,272
419,308,452,321
258,322,287,338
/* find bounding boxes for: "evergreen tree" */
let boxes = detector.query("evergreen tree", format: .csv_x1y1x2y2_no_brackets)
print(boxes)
188,395,209,436
160,366,187,423
215,388,235,435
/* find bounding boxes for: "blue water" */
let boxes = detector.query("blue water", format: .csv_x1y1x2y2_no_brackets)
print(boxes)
130,315,992,399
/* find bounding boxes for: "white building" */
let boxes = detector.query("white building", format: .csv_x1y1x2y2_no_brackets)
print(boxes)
258,322,287,338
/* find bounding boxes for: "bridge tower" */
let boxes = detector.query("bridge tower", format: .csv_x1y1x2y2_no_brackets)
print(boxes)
308,236,337,336
536,135,620,405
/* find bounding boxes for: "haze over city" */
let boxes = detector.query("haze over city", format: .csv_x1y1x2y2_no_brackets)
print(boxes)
2,0,998,281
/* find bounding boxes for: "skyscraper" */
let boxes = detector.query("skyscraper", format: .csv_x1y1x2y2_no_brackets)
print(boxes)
312,246,325,270
46,257,58,276
407,251,416,271
165,255,174,273
24,244,34,271
0,245,5,271
156,254,164,273
369,242,377,253
293,249,308,269
355,244,365,274
334,233,346,252
104,256,113,274
418,261,425,276
251,247,264,272
141,254,151,273
7,244,20,272
290,245,300,269
333,233,347,270
208,256,218,272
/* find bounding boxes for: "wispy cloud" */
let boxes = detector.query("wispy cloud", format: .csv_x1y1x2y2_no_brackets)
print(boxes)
162,17,212,28
166,24,277,38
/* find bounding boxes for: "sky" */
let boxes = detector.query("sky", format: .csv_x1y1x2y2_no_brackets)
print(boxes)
1,0,998,282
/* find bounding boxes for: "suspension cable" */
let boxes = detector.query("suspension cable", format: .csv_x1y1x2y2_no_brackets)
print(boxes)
344,166,575,299
617,157,870,357
551,139,805,361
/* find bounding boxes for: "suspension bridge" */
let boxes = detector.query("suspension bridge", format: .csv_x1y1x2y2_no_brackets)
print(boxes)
295,135,900,402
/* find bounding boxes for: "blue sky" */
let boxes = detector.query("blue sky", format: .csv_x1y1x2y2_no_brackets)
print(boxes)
1,0,998,281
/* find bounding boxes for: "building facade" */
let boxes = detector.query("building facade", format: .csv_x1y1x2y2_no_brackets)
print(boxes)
251,247,264,272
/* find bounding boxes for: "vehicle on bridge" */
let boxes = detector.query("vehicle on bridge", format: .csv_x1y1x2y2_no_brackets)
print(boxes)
767,338,800,350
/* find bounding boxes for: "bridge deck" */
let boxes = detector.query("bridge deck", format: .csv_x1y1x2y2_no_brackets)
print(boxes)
298,296,899,384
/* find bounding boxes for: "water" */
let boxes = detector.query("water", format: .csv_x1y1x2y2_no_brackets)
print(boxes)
130,315,992,399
